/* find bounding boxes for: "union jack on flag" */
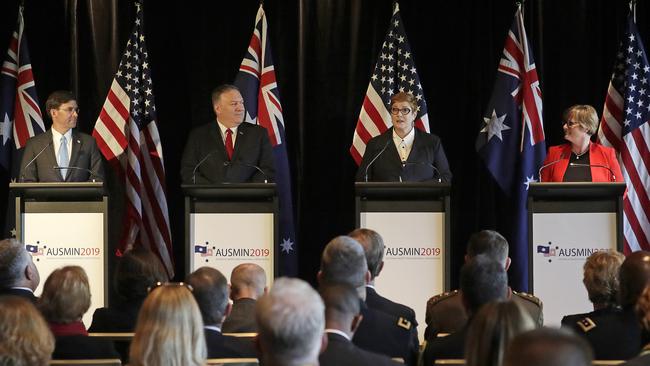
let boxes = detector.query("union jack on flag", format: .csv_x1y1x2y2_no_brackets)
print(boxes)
350,2,429,165
476,6,546,291
92,2,174,277
234,4,297,276
0,5,44,172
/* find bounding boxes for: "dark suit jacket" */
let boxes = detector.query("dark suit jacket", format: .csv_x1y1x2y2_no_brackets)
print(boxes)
0,287,37,304
356,127,451,182
52,335,119,360
88,301,142,332
222,298,258,333
540,142,624,182
18,129,104,182
181,122,275,184
366,286,418,327
421,325,468,366
205,328,257,359
320,332,401,366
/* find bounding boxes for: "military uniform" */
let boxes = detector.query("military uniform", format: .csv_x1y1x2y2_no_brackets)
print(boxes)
561,306,643,360
366,286,418,327
424,287,543,339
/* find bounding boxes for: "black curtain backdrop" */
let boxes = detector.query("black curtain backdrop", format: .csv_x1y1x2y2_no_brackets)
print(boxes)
0,0,645,289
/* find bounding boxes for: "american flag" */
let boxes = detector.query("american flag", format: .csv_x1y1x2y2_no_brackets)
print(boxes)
476,6,546,291
350,2,429,164
92,2,173,277
0,5,44,172
234,4,297,276
598,15,650,253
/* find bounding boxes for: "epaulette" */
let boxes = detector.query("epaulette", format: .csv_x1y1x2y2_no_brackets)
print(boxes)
397,316,412,330
512,290,542,307
576,317,596,332
427,290,459,306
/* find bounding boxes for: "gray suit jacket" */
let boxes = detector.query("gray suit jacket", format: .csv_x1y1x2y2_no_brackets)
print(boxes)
18,129,104,182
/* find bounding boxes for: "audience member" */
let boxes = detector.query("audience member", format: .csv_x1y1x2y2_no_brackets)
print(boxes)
503,327,593,366
0,296,54,366
625,285,650,365
561,250,628,359
465,300,536,366
318,235,418,365
38,266,118,360
256,277,325,366
426,230,542,339
422,254,508,365
186,267,256,358
222,263,267,333
0,238,40,303
129,283,206,366
349,228,417,327
319,283,400,366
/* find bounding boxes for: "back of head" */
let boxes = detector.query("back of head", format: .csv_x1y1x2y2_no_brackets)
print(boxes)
256,278,324,366
460,255,508,315
0,239,30,288
114,247,168,303
504,327,593,366
466,230,509,267
465,301,536,366
582,250,625,307
0,296,54,366
186,267,229,326
619,250,650,308
348,228,384,279
320,283,361,328
38,265,90,324
320,236,368,289
130,284,206,366
230,263,266,299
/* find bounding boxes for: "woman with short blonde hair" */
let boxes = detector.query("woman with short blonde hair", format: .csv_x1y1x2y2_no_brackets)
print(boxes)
0,296,54,366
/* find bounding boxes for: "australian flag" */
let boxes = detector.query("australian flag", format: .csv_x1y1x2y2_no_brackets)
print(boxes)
476,6,546,291
234,4,297,276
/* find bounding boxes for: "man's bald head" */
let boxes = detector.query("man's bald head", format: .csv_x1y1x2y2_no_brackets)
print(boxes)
230,263,267,300
619,250,650,307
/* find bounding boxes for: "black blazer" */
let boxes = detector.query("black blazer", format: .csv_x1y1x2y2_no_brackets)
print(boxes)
320,332,401,366
52,335,119,360
0,288,37,304
366,286,418,327
88,302,142,332
356,127,451,183
421,325,468,366
222,298,258,333
205,328,257,359
180,122,275,184
18,129,104,182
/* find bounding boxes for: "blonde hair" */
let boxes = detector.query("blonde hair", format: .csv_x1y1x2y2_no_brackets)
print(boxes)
564,105,599,135
465,301,536,366
129,285,206,366
38,266,90,323
583,250,625,307
0,296,55,366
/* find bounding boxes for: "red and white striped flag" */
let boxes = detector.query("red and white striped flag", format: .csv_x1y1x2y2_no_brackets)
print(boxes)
92,2,173,276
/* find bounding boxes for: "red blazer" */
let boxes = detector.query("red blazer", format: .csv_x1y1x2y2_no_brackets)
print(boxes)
540,143,624,182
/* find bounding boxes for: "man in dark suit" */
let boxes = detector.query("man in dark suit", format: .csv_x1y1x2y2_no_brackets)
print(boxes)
504,328,593,366
186,267,256,359
349,228,417,330
319,283,400,366
18,90,104,182
222,263,267,333
0,238,39,303
181,84,275,184
356,92,451,182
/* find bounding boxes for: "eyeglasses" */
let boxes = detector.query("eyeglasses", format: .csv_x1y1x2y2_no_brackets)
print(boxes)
564,120,580,128
390,107,412,116
58,107,80,114
147,281,194,293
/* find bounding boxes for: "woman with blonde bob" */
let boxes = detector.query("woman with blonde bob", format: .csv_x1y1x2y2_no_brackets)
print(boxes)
129,283,207,366
465,300,536,366
0,296,54,366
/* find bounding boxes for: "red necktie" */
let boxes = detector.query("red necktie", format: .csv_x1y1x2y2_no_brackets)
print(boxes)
225,128,234,160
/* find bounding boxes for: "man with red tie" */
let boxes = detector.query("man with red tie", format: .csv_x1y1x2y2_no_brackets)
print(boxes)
181,84,275,184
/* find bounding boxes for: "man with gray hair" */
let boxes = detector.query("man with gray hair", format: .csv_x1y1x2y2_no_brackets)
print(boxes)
222,263,267,333
0,239,40,303
256,277,326,366
186,267,255,359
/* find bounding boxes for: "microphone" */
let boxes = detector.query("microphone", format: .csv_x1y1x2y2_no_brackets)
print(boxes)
569,162,617,182
538,154,567,183
364,139,392,182
20,141,53,182
191,149,220,184
226,160,270,183
401,161,442,183
52,166,98,182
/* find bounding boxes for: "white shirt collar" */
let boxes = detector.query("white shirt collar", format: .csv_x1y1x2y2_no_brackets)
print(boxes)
52,128,73,142
324,328,351,341
204,325,222,333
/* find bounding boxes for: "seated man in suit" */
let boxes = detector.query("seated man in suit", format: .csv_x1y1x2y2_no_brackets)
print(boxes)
504,328,593,366
180,84,275,184
185,267,256,359
349,228,417,330
425,229,542,339
19,90,104,182
222,263,267,333
0,238,40,303
319,283,400,366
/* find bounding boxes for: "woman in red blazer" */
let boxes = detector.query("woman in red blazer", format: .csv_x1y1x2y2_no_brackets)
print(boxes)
540,105,623,182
